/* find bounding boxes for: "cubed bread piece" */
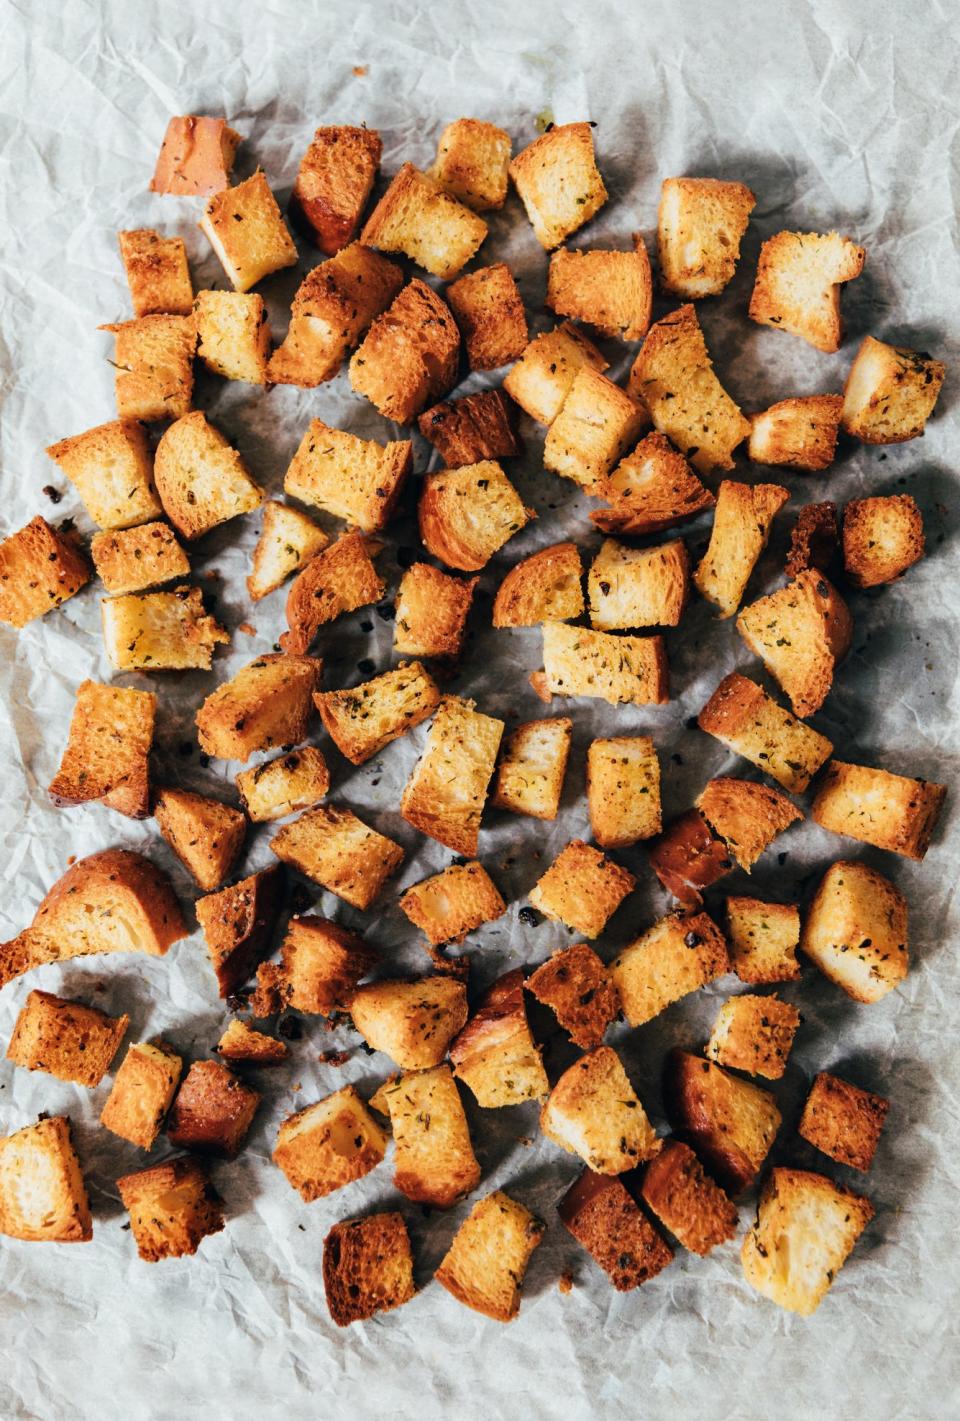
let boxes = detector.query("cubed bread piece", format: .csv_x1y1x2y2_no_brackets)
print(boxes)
492,543,583,627
706,993,800,1079
785,502,839,579
492,716,572,820
664,1050,781,1194
323,1212,415,1326
587,735,661,847
693,481,790,619
544,369,648,492
559,1170,672,1289
247,501,329,602
315,660,440,764
274,1085,387,1200
199,169,297,291
610,911,729,1027
589,537,690,629
812,761,945,861
194,290,271,384
376,1063,479,1207
0,1117,91,1243
842,494,924,587
400,695,504,855
640,1140,738,1255
149,115,240,196
275,916,378,1015
195,865,285,998
437,1191,544,1321
697,777,802,871
503,321,607,424
698,673,833,794
290,125,382,253
196,654,322,760
217,1018,288,1066
361,162,487,279
118,1157,224,1262
430,119,511,210
400,861,506,945
154,411,263,541
591,431,715,537
658,177,755,298
0,516,90,628
99,314,195,423
91,521,190,594
726,897,802,985
446,263,528,370
526,943,621,1050
736,570,852,718
798,1072,889,1172
271,805,404,910
248,961,286,1018
741,1168,873,1315
749,231,865,352
350,278,460,423
102,585,228,671
350,977,467,1069
541,621,669,707
628,304,750,474
167,1060,260,1156
450,969,548,1107
841,335,945,443
418,390,521,467
236,746,330,823
541,1046,659,1172
7,989,128,1087
100,1041,182,1148
49,680,155,818
284,419,411,533
418,461,534,573
547,237,653,340
646,810,734,908
394,563,477,660
154,787,246,891
800,860,908,1002
46,418,162,530
119,229,193,317
509,122,607,249
529,839,635,940
749,395,843,472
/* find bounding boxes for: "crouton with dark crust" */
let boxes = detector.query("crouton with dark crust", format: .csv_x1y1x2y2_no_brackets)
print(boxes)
436,1192,544,1321
665,1050,781,1194
419,390,521,467
195,865,284,998
290,125,382,254
560,1169,672,1290
526,942,621,1050
541,1046,660,1173
0,516,90,629
503,321,607,424
785,502,839,579
118,1157,224,1262
609,911,729,1027
450,969,548,1107
323,1213,415,1326
271,805,404,910
49,681,155,819
394,562,477,660
736,570,853,718
446,263,528,370
0,1117,92,1243
646,809,733,908
811,762,944,860
167,1060,260,1157
509,122,607,249
800,860,908,1003
196,654,322,761
657,177,755,298
798,1072,889,1172
199,169,297,292
7,990,128,1087
46,418,162,530
641,1140,738,1255
749,395,843,471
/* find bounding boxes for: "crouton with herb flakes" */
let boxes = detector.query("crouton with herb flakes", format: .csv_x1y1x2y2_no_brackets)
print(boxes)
196,654,322,760
154,411,263,541
375,1063,480,1208
560,1169,672,1289
0,1117,91,1243
100,314,196,423
641,1140,738,1256
418,390,521,467
841,335,944,442
400,695,504,856
430,118,511,210
102,585,228,671
400,861,505,946
247,502,329,603
46,418,162,531
542,1045,659,1173
450,969,548,1107
149,115,240,196
706,993,800,1080
91,521,190,594
587,735,661,847
529,839,635,940
394,562,477,660
0,516,90,629
665,1050,781,1194
437,1191,544,1321
271,805,404,910
236,746,330,823
100,1041,182,1148
798,1072,889,1172
7,990,128,1087
749,231,865,352
492,543,583,628
274,1085,387,1200
49,680,155,818
504,320,607,424
167,1060,260,1157
419,461,534,573
290,125,382,254
281,532,385,654
509,122,607,249
544,369,648,492
274,916,378,1015
736,570,852,718
610,911,729,1027
590,431,715,537
726,897,802,985
547,237,653,340
698,673,833,794
800,860,908,1003
195,865,285,998
118,1156,224,1262
119,229,193,317
658,177,755,298
812,761,944,861
199,169,297,292
541,621,669,707
284,419,411,533
589,538,690,629
693,481,789,619
697,777,802,871
350,278,460,423
843,494,924,587
315,661,440,765
194,289,271,384
361,162,487,279
446,263,528,371
749,394,843,472
492,716,572,820
526,943,621,1050
154,788,246,892
323,1212,415,1326
350,977,467,1069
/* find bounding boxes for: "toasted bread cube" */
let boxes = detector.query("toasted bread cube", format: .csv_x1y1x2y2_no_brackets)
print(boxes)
400,862,505,945
418,390,521,467
786,502,839,579
492,716,573,821
697,777,802,871
100,314,195,423
154,411,263,541
195,865,285,998
290,125,382,254
749,395,843,472
749,231,865,352
698,673,833,794
419,461,534,573
587,735,661,848
46,418,161,531
726,897,801,985
736,570,852,718
271,805,404,910
628,304,750,475
376,1063,479,1207
706,993,800,1080
693,481,789,619
446,263,528,370
315,661,440,765
274,1085,387,1200
801,860,908,1002
196,654,322,760
361,162,487,279
843,494,924,587
100,1041,182,1148
154,787,246,891
248,961,286,1018
544,369,648,492
217,1019,288,1066
118,1157,224,1261
49,680,155,818
430,119,511,211
509,122,607,249
236,746,330,823
284,420,411,533
812,761,945,861
646,809,732,908
541,621,669,707
742,1168,873,1315
91,521,190,594
665,1050,781,1194
504,321,607,425
7,990,128,1087
323,1212,415,1325
529,839,634,940
167,1060,260,1156
394,562,477,660
541,1046,659,1172
0,516,90,629
350,978,467,1069
450,969,548,1107
437,1191,544,1321
610,911,729,1027
119,229,193,317
658,177,755,298
492,543,583,628
246,501,329,602
640,1140,738,1255
400,696,504,855
102,585,228,671
199,170,297,291
194,289,271,384
149,115,240,196
350,278,459,423
547,238,653,340
276,916,378,1015
589,537,690,629
799,1072,889,1172
591,431,715,537
559,1169,672,1289
526,943,620,1050
841,335,944,442
0,1117,91,1243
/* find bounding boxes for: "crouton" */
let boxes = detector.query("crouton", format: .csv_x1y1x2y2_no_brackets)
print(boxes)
236,746,330,823
290,125,382,253
430,118,511,211
842,494,924,587
697,673,833,794
154,411,263,541
7,990,128,1087
246,501,329,603
665,1050,781,1194
100,1041,182,1148
196,654,322,760
149,115,240,196
91,521,190,594
841,335,945,443
559,1170,672,1289
437,1191,544,1321
0,1117,91,1243
361,162,487,279
284,420,411,533
504,321,608,426
101,585,228,672
400,862,505,945
646,810,733,908
46,418,162,531
640,1140,738,1255
749,395,843,472
400,695,504,855
798,1072,889,1172
541,621,669,707
628,305,750,474
418,461,534,573
195,865,285,998
274,916,378,1015
697,777,802,871
736,570,853,718
49,680,155,818
99,314,195,423
492,543,583,628
154,788,246,891
446,263,528,371
199,169,297,291
587,735,661,848
450,969,548,1107
491,716,573,820
270,805,404,910
274,1085,387,1200
118,1157,224,1262
526,943,621,1050
281,531,386,654
509,122,607,249
812,761,945,861
541,1046,659,1172
0,516,90,629
706,993,800,1079
785,502,839,579
529,840,635,941
693,481,790,619
167,1060,260,1156
376,1064,480,1207
544,369,648,492
589,537,690,629
657,177,755,298
547,238,653,340
194,290,271,384
315,661,440,765
726,897,802,985
590,432,715,537
119,229,193,317
800,860,908,1002
741,1168,873,1315
394,562,477,660
419,390,521,468
349,977,467,1069
749,231,865,352
323,1213,415,1326
610,911,729,1027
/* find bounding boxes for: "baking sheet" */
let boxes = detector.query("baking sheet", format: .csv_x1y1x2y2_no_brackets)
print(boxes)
0,1,958,1417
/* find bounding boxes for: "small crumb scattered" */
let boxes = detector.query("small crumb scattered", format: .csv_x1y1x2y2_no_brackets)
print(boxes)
67,854,76,865
558,1269,574,1295
319,1049,353,1067
238,622,255,636
517,1135,533,1147
353,64,367,76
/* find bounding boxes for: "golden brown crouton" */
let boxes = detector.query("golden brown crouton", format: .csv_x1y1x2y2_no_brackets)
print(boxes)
400,695,504,855
841,335,945,442
400,861,506,945
693,481,789,619
375,1064,480,1208
154,411,263,541
526,943,621,1050
274,915,378,1015
736,570,853,718
247,501,329,603
0,516,90,629
529,839,635,940
49,680,155,818
167,1060,260,1156
664,1049,781,1194
350,977,467,1069
361,162,488,279
749,231,865,352
544,369,648,492
800,860,908,1002
154,787,246,891
492,543,583,628
446,263,528,371
706,993,801,1079
646,810,732,908
842,494,924,587
7,989,128,1087
323,1212,415,1326
418,461,534,573
812,761,945,861
91,521,190,594
437,1191,544,1321
284,420,411,534
657,177,755,298
315,660,440,765
195,865,285,998
101,585,228,671
640,1140,738,1255
698,673,833,794
194,290,271,384
274,1085,387,1200
610,911,730,1027
196,653,322,760
547,237,653,340
100,1041,182,1148
270,805,404,910
503,320,607,424
118,1156,224,1262
450,969,548,1107
798,1072,889,1172
589,537,690,629
430,119,511,210
541,1045,659,1172
290,125,382,253
394,562,477,660
119,229,193,317
492,716,573,821
199,169,297,292
697,777,802,871
587,735,661,848
748,395,843,472
100,314,196,423
509,122,607,249
590,431,715,537
559,1169,672,1289
350,278,460,423
541,621,669,707
236,746,330,823
0,1117,91,1243
726,897,802,985
786,502,839,580
418,390,521,467
46,418,162,531
149,115,240,196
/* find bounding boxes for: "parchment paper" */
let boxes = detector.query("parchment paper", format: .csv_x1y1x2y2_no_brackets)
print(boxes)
0,2,958,1418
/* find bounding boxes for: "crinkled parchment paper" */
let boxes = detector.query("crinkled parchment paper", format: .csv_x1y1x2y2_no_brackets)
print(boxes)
0,1,958,1417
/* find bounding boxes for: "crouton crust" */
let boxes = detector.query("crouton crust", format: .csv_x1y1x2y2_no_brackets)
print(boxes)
323,1213,415,1326
693,481,790,619
153,411,263,541
290,125,382,254
199,169,297,292
640,1140,738,1255
430,118,512,211
149,115,240,196
590,432,715,537
394,562,477,660
736,570,853,718
270,805,404,910
100,314,196,423
798,1072,889,1172
280,532,385,654
749,230,865,352
195,865,285,998
696,777,802,871
284,419,412,533
559,1170,672,1290
491,716,573,820
842,494,924,587
49,680,155,818
0,516,91,628
350,977,467,1069
664,1049,782,1194
449,969,548,1107
503,320,608,425
196,653,322,760
541,621,669,707
436,1191,545,1321
400,695,504,855
118,1156,225,1262
588,537,690,629
274,915,379,1015
446,263,528,370
91,521,190,594
400,861,506,945
610,911,730,1027
194,289,271,384
0,1117,92,1243
492,543,583,627
544,368,648,492
841,335,945,443
785,502,839,579
100,1041,182,1148
657,177,755,298
547,237,653,340
274,1085,387,1200
418,390,521,467
705,993,801,1080
361,161,488,279
529,839,635,940
697,673,833,794
800,860,909,1003
349,278,460,422
46,418,163,531
646,809,733,908
726,897,802,985
748,395,843,472
315,661,441,765
376,1063,480,1207
509,122,608,249
154,787,246,891
236,746,330,823
167,1060,260,1157
119,229,193,318
7,989,128,1087
526,942,621,1050
247,502,329,603
811,761,945,861
587,735,662,847
419,460,534,573
541,1045,660,1172
102,585,229,672
217,1018,288,1066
